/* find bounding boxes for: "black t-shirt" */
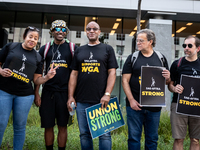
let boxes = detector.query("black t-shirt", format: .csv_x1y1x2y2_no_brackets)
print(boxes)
122,51,169,112
71,43,118,104
39,41,77,91
170,57,200,103
0,43,42,96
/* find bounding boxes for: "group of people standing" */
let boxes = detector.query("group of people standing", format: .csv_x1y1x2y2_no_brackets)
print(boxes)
0,19,199,150
122,30,200,150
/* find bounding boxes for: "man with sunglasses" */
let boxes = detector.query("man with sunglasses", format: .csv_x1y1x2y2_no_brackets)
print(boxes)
168,35,200,150
67,21,118,150
34,20,77,150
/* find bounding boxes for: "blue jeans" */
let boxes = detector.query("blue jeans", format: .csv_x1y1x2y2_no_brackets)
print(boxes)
126,106,161,150
0,90,34,150
76,102,112,150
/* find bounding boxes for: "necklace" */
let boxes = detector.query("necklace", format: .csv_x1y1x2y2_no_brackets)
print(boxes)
51,43,61,59
47,41,63,71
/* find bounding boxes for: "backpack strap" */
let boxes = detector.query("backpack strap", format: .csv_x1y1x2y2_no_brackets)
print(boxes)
8,42,19,51
65,39,75,57
43,41,51,75
44,42,51,59
131,50,165,68
131,51,140,68
69,42,75,57
177,57,183,68
154,50,165,67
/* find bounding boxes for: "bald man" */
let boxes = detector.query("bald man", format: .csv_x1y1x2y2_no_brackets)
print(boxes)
67,21,118,150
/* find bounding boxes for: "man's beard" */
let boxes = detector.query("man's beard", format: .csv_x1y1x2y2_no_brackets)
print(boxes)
184,50,197,58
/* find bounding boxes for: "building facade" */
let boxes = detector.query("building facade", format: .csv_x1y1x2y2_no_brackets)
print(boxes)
1,0,200,110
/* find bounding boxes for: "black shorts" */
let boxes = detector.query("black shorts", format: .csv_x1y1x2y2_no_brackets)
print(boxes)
39,88,69,128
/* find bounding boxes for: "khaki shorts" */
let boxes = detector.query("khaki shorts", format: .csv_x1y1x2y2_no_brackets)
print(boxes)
170,103,200,139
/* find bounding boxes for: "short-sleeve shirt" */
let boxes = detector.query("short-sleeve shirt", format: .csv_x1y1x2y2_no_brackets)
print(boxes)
122,51,169,112
170,57,200,103
0,43,42,96
71,43,118,104
39,41,78,91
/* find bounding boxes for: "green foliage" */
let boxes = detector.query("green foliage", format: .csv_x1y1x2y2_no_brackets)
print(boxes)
1,106,192,150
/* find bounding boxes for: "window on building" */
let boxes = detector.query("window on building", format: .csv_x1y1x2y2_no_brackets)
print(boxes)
9,27,14,34
174,37,179,45
175,50,179,58
104,33,109,39
116,45,124,55
75,43,81,47
8,39,13,43
76,31,81,38
117,33,125,41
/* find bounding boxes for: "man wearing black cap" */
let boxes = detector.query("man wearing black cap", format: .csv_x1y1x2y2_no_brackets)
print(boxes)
34,20,77,150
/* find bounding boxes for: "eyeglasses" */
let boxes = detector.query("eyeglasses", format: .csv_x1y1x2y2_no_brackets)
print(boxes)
182,44,193,48
27,26,40,32
54,27,67,32
136,39,146,43
86,28,99,31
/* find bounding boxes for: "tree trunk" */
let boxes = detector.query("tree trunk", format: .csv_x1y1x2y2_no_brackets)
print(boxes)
137,0,142,33
134,0,142,51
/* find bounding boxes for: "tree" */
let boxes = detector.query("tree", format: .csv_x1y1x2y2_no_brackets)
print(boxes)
137,0,142,33
133,0,142,52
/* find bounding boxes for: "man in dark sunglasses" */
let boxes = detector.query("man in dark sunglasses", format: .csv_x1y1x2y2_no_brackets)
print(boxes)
34,20,77,150
67,21,118,150
168,35,200,150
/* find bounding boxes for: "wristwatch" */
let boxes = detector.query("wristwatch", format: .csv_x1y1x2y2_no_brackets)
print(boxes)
105,92,111,96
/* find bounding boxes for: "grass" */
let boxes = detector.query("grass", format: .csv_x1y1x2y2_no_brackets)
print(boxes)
0,105,191,150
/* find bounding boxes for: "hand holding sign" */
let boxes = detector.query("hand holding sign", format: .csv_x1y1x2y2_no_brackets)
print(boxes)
100,95,110,109
86,97,125,139
130,99,141,111
46,62,59,80
174,84,184,94
0,68,12,77
162,69,170,80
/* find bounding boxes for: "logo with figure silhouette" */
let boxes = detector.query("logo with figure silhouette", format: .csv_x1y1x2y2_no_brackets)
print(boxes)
19,54,27,72
19,62,25,72
57,51,61,59
89,52,93,59
151,77,155,87
22,54,27,61
192,68,197,75
189,87,195,97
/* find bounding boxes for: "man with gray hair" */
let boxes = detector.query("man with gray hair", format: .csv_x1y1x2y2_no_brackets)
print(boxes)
122,29,170,150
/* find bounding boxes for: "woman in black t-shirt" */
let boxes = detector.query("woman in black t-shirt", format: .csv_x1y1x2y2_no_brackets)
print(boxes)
0,27,58,149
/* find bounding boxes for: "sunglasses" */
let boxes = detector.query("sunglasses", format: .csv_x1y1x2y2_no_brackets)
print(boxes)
54,27,67,32
86,28,99,31
182,44,193,48
27,26,40,32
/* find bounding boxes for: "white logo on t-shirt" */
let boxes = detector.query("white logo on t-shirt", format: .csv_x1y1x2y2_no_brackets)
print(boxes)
57,51,61,59
19,54,27,72
89,52,93,60
22,54,27,61
192,68,197,75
